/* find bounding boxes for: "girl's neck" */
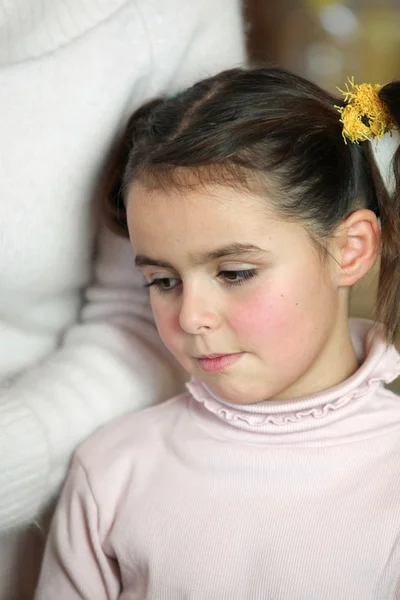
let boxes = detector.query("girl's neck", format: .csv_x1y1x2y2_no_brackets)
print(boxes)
275,316,359,401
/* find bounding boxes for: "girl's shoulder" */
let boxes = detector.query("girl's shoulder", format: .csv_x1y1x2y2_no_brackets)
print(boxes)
74,391,191,477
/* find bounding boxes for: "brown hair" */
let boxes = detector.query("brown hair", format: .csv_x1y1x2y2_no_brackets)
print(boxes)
102,67,400,342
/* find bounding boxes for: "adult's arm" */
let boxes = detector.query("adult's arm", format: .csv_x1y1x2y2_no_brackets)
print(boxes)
0,0,246,532
0,229,183,531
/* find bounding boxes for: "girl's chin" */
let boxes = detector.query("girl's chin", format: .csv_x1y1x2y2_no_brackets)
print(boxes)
201,380,273,405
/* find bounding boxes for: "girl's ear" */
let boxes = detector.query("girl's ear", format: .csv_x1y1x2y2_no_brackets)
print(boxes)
332,209,381,288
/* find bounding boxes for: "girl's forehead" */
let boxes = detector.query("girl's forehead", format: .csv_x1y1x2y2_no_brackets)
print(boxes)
127,181,276,230
127,182,311,261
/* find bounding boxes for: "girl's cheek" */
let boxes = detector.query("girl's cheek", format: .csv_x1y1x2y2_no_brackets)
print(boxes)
229,292,310,368
151,300,182,350
228,288,297,341
229,270,331,364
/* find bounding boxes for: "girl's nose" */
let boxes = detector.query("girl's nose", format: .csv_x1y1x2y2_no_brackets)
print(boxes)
179,287,220,334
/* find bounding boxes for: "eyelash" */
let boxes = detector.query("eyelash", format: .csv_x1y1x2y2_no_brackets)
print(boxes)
145,269,258,294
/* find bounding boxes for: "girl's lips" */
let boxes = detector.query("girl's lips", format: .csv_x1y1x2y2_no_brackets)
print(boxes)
196,353,243,373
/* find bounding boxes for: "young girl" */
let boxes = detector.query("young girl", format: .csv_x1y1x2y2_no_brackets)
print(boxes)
35,67,400,599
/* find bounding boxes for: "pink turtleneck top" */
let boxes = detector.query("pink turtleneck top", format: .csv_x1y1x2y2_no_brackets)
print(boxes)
35,319,400,599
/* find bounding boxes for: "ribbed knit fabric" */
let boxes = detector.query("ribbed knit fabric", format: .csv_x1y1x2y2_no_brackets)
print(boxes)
0,1,245,597
0,0,128,64
35,319,400,600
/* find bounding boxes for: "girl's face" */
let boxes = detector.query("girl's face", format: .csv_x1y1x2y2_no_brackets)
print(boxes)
127,181,352,404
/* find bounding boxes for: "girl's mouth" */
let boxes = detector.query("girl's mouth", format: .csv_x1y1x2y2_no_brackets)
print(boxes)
196,353,244,373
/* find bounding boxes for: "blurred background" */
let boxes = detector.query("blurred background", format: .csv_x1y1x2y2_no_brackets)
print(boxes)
246,0,400,92
245,0,400,391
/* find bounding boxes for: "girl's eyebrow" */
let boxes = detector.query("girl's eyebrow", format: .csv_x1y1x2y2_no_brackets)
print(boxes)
135,243,267,269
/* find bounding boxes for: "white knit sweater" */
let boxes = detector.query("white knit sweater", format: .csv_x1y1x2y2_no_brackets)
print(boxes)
0,1,245,597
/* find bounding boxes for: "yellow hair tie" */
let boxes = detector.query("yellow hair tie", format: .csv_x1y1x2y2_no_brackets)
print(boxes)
336,77,394,144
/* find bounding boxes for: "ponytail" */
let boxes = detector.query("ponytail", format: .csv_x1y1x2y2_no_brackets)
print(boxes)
366,82,400,343
100,98,164,238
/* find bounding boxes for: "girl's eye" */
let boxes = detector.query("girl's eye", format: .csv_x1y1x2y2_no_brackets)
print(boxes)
218,269,258,286
144,269,257,293
145,277,181,293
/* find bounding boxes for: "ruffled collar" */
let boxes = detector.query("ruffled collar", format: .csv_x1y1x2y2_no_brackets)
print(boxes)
186,319,400,437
